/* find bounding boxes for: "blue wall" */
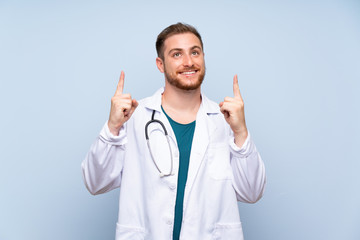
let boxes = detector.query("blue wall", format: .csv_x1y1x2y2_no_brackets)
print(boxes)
1,0,359,239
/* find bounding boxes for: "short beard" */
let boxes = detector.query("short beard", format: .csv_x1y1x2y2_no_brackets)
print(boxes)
164,66,206,91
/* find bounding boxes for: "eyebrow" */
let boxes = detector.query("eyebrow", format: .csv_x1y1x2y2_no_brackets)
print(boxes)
168,45,202,55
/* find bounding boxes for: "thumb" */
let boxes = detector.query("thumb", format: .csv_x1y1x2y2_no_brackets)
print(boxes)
127,99,139,117
132,99,139,108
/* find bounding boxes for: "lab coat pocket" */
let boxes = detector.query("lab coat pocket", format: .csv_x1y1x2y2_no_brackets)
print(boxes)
212,222,244,240
115,223,146,240
208,143,232,180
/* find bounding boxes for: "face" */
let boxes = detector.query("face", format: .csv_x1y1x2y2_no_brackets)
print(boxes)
156,33,206,91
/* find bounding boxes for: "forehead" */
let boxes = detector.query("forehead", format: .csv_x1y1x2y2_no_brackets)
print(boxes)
163,33,202,52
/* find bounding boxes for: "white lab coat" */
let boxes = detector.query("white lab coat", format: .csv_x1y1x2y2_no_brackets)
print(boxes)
82,88,266,240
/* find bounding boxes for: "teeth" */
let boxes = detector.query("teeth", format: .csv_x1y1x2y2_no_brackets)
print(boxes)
182,71,196,74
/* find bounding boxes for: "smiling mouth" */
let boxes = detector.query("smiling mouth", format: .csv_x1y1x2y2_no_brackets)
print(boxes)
179,70,199,75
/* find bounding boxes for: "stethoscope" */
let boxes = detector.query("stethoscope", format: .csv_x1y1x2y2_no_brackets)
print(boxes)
145,110,174,177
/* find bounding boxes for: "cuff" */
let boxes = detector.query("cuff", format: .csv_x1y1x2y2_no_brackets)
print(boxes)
229,131,253,158
99,121,128,146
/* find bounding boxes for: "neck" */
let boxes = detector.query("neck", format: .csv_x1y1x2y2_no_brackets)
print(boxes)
161,82,201,124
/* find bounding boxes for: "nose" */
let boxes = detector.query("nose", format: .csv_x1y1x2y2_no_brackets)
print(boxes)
183,54,194,67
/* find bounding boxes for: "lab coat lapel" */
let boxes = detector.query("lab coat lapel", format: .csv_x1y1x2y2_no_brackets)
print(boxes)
143,87,177,141
185,102,217,202
143,88,178,181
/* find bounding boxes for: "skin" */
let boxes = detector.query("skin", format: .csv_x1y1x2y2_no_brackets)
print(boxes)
108,70,138,136
157,33,205,92
219,74,248,147
108,32,248,147
156,33,205,124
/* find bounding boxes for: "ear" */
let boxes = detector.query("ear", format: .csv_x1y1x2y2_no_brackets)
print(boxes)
156,57,165,73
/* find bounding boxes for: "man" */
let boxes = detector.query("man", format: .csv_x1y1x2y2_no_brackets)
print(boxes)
82,23,265,240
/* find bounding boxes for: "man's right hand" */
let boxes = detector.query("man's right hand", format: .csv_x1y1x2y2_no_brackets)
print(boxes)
108,71,138,136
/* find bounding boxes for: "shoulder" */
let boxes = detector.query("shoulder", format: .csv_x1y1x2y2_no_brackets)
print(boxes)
201,93,229,130
132,98,150,118
138,95,153,107
130,88,163,119
201,94,221,115
138,87,163,109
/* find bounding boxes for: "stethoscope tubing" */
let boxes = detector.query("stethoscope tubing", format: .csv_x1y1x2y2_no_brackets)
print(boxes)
145,110,174,177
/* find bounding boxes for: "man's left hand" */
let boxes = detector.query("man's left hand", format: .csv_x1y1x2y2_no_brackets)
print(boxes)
219,75,248,147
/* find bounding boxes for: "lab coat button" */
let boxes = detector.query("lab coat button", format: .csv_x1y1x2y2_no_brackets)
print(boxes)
166,219,173,225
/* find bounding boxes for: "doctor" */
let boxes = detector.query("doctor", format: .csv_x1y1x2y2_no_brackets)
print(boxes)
82,23,266,240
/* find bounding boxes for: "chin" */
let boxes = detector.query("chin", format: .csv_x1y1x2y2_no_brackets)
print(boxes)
171,77,204,91
165,70,205,91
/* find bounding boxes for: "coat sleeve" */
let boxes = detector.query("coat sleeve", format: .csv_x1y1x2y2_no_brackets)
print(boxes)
81,122,127,195
229,132,266,203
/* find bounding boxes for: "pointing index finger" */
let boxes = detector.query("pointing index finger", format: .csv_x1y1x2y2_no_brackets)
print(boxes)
233,74,242,100
116,71,125,95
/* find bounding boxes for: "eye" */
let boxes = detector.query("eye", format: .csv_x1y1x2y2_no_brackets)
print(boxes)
192,51,199,56
173,52,181,57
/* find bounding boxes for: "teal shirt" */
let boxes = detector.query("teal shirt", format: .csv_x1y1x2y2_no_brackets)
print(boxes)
161,106,196,240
